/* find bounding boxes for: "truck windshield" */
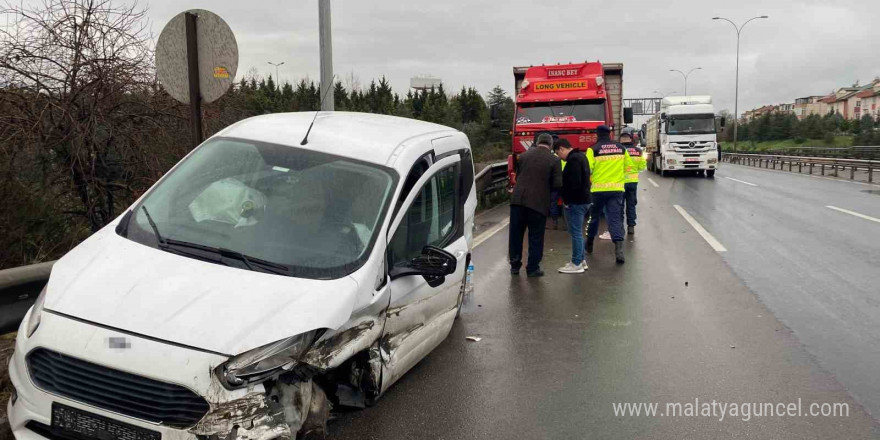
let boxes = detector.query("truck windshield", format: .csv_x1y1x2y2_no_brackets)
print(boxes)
123,137,396,280
667,115,716,135
516,100,605,124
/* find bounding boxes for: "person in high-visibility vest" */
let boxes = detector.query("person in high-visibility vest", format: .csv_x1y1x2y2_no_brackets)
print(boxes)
585,125,634,264
621,132,646,235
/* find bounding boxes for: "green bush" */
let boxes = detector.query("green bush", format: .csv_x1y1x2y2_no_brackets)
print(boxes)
823,132,835,145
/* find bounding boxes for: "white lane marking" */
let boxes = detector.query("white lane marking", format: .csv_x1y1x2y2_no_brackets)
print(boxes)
673,205,728,252
826,206,880,224
724,176,758,187
647,178,660,188
474,217,511,248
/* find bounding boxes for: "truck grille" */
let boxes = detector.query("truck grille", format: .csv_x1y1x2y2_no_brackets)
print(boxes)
26,348,210,428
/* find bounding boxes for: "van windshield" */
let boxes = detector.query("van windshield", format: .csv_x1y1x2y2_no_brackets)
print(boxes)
123,137,396,279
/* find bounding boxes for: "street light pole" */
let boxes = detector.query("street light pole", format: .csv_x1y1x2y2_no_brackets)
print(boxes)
267,61,284,85
713,15,768,153
319,0,334,111
669,67,702,96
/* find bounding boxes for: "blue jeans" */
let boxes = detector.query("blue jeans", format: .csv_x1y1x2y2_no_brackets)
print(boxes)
564,203,590,265
587,191,625,242
624,182,638,226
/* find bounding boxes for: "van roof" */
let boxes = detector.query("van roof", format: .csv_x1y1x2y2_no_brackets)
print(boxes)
215,112,457,167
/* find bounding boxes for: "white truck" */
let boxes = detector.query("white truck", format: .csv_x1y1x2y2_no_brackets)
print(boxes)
644,96,724,177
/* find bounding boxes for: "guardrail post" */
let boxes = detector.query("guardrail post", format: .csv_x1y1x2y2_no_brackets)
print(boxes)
821,164,825,176
850,165,855,180
798,162,802,173
869,166,873,183
809,163,813,174
788,161,792,172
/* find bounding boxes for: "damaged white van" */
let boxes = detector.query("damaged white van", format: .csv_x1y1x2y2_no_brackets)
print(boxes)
7,112,476,439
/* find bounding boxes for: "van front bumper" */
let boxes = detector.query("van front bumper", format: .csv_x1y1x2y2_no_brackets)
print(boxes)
6,310,295,440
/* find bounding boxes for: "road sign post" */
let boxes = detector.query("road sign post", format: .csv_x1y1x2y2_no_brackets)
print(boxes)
185,13,203,148
157,9,238,149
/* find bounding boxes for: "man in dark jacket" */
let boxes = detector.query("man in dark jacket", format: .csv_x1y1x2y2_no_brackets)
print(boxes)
509,133,562,277
553,138,591,274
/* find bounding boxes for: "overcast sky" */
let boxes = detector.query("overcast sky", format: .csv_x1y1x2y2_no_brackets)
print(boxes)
145,0,880,117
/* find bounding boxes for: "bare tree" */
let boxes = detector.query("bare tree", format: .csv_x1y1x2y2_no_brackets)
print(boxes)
0,0,162,235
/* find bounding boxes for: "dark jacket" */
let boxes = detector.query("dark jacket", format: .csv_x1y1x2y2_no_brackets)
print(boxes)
511,146,562,216
561,150,590,205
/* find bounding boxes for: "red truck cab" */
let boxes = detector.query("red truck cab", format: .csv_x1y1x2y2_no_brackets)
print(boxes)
508,62,630,187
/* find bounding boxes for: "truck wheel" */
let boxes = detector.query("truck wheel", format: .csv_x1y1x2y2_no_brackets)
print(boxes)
698,170,705,177
706,170,716,178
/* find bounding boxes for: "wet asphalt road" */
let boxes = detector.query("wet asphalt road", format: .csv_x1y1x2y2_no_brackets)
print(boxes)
328,166,880,439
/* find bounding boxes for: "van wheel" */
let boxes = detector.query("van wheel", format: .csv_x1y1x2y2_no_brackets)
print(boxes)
706,170,716,178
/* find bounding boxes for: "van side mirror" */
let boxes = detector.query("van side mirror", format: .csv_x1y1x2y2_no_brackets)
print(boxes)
660,112,667,121
390,246,457,287
624,107,634,124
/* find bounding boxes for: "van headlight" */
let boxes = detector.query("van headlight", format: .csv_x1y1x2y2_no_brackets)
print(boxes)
216,330,320,389
27,286,47,337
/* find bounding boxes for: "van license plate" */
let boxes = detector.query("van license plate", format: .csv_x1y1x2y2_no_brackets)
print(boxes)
52,403,161,440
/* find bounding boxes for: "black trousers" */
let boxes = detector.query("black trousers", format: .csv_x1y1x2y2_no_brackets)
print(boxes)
509,205,547,273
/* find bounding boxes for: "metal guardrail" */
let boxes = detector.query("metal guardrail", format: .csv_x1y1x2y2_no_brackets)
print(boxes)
475,161,509,207
722,153,879,183
0,261,54,334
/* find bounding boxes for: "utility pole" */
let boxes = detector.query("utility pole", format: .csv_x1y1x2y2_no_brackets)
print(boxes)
713,15,768,153
319,0,334,110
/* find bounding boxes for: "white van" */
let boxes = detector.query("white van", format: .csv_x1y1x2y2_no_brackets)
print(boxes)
7,112,476,439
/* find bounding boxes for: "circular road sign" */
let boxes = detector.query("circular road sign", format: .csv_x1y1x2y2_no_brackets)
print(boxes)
156,9,238,104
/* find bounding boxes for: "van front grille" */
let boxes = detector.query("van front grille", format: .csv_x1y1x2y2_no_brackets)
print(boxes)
26,348,210,428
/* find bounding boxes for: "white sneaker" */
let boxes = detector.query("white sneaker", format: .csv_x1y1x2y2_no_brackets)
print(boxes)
558,262,585,274
580,260,589,270
599,231,612,240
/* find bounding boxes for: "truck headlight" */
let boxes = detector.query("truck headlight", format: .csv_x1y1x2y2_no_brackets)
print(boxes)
27,286,47,337
666,158,676,165
708,158,718,164
216,330,320,389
